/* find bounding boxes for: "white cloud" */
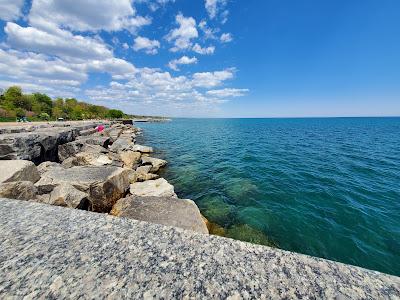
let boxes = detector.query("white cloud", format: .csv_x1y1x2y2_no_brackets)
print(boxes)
220,33,233,43
29,0,151,32
206,88,248,98
192,68,235,88
168,56,198,71
198,20,219,40
0,0,24,21
133,36,160,55
5,22,113,61
123,43,129,50
192,43,215,55
205,0,228,21
166,13,198,52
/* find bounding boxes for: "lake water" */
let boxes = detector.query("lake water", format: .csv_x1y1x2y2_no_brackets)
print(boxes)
137,118,400,276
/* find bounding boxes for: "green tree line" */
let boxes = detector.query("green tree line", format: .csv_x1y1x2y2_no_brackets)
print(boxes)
0,86,125,121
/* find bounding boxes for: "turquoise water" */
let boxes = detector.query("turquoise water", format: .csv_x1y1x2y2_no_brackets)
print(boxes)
137,118,400,276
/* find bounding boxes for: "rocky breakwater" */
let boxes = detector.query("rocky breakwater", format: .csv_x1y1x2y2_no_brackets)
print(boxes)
0,122,208,234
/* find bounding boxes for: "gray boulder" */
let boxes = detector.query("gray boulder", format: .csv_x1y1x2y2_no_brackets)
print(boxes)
0,181,38,200
37,161,63,175
130,145,153,153
61,152,113,168
35,166,130,212
108,138,133,153
0,160,40,183
141,156,167,172
0,127,78,162
58,141,108,162
48,183,90,209
110,196,209,234
130,178,177,198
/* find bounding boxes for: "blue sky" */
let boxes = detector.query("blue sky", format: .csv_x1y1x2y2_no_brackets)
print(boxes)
0,0,399,117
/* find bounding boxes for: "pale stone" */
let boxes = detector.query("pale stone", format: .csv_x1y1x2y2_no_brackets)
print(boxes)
0,160,40,183
141,156,167,172
111,196,209,234
48,183,90,209
130,178,177,198
119,151,141,169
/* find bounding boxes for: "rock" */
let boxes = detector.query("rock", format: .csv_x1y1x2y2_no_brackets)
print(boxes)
35,166,130,212
62,152,113,168
135,165,159,182
48,183,90,209
141,156,167,173
75,135,111,147
130,145,153,153
58,140,108,161
110,196,209,234
119,151,141,169
0,127,78,163
108,138,133,153
0,181,38,200
37,161,63,175
130,178,177,198
0,160,40,183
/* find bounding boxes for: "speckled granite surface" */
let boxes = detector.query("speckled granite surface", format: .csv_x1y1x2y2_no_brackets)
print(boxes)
0,198,399,299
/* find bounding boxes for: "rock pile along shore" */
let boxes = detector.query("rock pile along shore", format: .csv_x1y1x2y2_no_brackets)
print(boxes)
0,121,209,234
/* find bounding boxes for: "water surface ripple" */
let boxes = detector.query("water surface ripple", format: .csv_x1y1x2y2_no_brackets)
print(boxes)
137,118,400,276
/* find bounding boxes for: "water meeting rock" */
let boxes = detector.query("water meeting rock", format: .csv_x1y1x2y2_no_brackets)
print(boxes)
141,156,167,172
0,160,40,184
111,196,209,234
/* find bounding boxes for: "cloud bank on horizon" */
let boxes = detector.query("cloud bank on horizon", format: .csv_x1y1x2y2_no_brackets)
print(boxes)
0,0,247,116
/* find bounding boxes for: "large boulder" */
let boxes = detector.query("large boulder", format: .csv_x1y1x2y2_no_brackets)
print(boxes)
130,178,177,198
0,160,40,183
0,181,38,200
58,141,108,162
108,138,133,153
35,166,130,212
61,152,113,168
141,156,167,172
119,151,141,169
37,161,63,175
75,135,111,147
48,183,90,209
0,128,78,163
130,145,153,153
110,196,209,234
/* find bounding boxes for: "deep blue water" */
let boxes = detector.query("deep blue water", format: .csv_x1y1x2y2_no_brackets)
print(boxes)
137,118,400,276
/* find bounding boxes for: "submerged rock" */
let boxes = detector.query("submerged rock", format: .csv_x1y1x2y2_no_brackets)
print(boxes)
111,196,209,234
130,178,177,198
0,160,40,184
35,166,130,212
141,156,167,173
0,181,38,200
225,224,277,247
48,183,90,209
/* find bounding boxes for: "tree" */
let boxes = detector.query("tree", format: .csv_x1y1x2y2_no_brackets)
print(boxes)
32,93,52,115
107,109,124,119
39,112,50,120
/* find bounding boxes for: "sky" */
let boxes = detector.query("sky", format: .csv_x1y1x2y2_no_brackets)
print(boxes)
0,0,399,117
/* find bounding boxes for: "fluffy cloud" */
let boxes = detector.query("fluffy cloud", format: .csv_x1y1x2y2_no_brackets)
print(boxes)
193,43,215,55
220,33,233,43
168,56,198,71
206,88,248,98
192,69,235,88
205,0,228,22
0,0,25,21
166,13,198,52
29,0,151,32
5,22,113,61
133,36,160,55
